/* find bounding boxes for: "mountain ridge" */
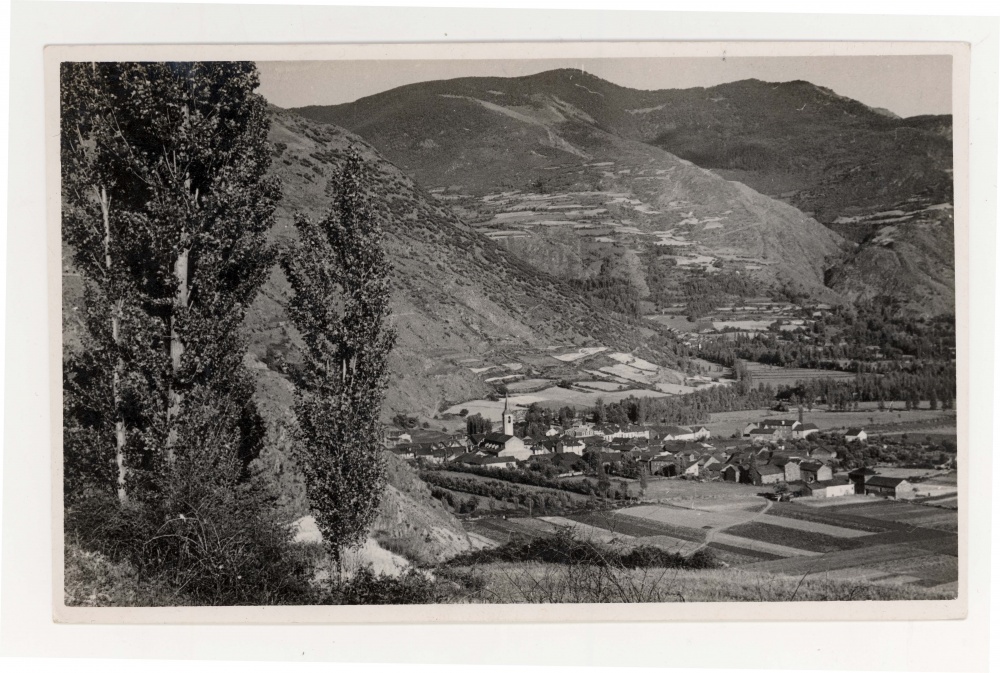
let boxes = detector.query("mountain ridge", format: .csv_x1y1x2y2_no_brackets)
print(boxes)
293,68,953,315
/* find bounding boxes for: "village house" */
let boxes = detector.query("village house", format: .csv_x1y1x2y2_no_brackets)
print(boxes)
845,428,868,443
792,423,820,439
384,428,412,447
565,424,596,439
808,446,838,461
658,425,708,442
696,455,720,470
539,435,587,456
528,443,551,458
744,463,785,486
864,476,915,498
594,423,651,441
649,454,680,477
705,462,726,480
560,436,587,455
744,418,800,439
748,427,779,443
781,460,802,482
798,461,833,484
681,461,701,477
721,464,742,482
803,476,855,498
760,418,801,439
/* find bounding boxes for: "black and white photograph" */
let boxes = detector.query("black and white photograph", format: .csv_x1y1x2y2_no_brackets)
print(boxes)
57,46,964,612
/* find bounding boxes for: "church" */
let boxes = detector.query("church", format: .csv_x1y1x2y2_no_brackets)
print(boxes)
477,396,532,462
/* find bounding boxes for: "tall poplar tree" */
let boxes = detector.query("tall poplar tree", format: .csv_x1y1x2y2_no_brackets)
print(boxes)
281,150,397,569
61,62,279,503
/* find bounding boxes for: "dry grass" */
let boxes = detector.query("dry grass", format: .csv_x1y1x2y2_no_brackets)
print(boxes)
63,544,190,608
445,562,956,603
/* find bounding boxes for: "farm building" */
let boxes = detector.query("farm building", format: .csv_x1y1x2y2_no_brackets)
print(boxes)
798,461,833,483
565,425,597,439
761,418,800,429
595,423,651,441
560,437,586,455
808,446,838,461
749,427,779,443
744,464,785,486
658,425,708,442
744,418,801,440
696,455,720,470
721,464,742,482
705,462,726,480
384,429,412,447
803,476,855,498
845,428,868,443
847,467,879,494
781,461,802,482
864,476,916,498
793,423,820,439
650,457,681,477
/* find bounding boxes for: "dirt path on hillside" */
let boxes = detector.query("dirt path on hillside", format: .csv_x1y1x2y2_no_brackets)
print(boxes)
688,498,773,556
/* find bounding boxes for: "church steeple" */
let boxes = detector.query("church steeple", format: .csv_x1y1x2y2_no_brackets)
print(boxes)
502,393,514,436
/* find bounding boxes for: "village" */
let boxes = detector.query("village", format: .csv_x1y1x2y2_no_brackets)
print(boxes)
387,399,948,501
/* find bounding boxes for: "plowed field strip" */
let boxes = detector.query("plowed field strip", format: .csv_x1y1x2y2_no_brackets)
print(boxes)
756,514,873,538
539,516,636,544
712,532,821,558
707,542,784,563
620,504,751,529
467,517,549,543
768,503,891,533
725,522,860,554
746,543,935,575
565,511,707,543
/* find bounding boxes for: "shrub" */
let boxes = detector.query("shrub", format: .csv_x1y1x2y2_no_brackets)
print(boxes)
65,463,317,606
447,529,717,570
329,567,439,605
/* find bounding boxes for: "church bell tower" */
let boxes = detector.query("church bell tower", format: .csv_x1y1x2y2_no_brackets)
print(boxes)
502,394,514,436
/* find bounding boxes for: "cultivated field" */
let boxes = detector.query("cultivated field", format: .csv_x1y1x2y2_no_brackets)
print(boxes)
742,362,856,388
443,385,669,417
463,484,959,595
701,407,957,440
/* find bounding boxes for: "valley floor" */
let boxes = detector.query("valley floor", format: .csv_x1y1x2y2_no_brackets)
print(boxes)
459,483,959,600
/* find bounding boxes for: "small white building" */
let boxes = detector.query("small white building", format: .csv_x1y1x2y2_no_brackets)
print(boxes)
845,428,868,443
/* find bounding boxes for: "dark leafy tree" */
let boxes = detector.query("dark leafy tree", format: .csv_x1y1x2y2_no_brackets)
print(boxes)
61,62,278,504
465,413,493,436
281,151,397,569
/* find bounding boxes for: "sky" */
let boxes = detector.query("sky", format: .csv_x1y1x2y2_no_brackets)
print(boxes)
257,55,952,118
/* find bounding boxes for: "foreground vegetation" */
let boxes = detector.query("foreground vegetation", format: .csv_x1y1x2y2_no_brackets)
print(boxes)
66,529,954,606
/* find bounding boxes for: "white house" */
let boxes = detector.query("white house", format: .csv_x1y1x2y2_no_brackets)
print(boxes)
845,428,868,443
792,423,820,439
